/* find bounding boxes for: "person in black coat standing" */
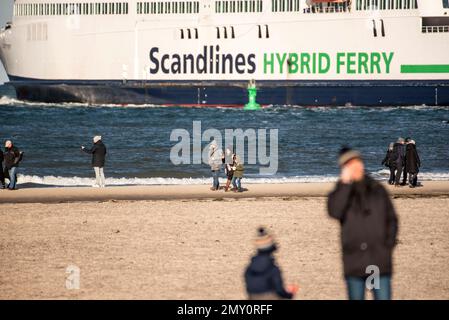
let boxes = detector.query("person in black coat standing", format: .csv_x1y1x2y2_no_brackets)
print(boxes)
328,147,398,300
405,140,421,188
392,137,406,187
3,140,23,190
81,135,107,188
244,227,298,300
400,137,412,185
0,149,5,189
381,142,395,185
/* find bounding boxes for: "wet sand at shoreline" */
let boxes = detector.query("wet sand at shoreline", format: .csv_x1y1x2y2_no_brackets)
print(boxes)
1,180,449,203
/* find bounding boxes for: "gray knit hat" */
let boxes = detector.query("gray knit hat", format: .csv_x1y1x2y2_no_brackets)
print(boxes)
338,147,362,167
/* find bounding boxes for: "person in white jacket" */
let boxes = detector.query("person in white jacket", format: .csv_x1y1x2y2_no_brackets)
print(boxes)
208,141,223,191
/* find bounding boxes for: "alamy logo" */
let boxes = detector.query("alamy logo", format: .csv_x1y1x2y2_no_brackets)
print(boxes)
365,265,380,290
170,121,278,175
65,264,80,290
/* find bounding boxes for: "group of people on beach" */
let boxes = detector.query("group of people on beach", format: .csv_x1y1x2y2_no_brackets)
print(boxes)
0,140,23,190
208,141,245,192
245,147,398,300
382,137,421,188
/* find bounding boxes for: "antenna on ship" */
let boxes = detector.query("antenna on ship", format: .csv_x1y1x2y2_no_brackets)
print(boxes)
244,79,261,110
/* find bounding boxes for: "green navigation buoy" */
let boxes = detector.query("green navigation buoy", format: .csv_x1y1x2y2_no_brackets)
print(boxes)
244,80,261,110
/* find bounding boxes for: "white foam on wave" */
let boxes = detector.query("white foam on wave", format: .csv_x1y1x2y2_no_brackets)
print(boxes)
16,171,449,187
0,95,164,109
2,95,448,110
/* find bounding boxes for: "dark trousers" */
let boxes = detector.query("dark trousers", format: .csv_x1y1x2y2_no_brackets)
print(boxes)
388,167,395,184
401,164,408,184
394,165,403,185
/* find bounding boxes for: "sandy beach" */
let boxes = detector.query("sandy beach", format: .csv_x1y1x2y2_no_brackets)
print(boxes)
0,181,448,300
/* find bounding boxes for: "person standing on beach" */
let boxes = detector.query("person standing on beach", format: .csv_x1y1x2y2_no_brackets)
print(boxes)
231,155,244,192
222,146,234,192
401,137,411,185
81,136,107,188
208,141,223,191
327,147,398,300
392,137,406,187
3,140,23,190
381,142,395,185
405,140,421,188
244,227,298,300
0,147,5,189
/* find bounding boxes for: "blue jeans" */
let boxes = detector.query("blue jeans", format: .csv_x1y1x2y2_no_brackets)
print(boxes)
212,170,220,189
345,275,392,300
7,167,18,190
231,177,242,190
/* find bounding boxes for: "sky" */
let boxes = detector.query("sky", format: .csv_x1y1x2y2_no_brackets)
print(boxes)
0,0,14,84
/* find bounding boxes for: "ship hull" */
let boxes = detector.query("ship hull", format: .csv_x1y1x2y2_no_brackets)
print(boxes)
8,76,449,106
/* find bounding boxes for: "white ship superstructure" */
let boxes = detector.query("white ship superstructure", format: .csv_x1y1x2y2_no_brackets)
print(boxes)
0,0,448,105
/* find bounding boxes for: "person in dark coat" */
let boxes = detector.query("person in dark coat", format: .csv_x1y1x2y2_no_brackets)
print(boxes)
244,227,298,300
405,140,421,188
0,149,5,189
328,147,399,300
400,137,412,185
3,140,23,190
81,135,107,188
381,142,395,185
392,137,406,186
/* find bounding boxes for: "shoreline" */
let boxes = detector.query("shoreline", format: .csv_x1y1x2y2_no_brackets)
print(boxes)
1,180,448,204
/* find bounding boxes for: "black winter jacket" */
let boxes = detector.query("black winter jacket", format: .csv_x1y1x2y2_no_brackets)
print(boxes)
83,141,107,167
327,175,398,277
244,250,293,299
381,150,395,168
405,144,420,174
392,143,405,167
4,146,21,170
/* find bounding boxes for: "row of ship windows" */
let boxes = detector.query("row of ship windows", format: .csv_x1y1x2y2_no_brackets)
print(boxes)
215,0,263,13
14,0,433,17
355,0,418,10
178,25,270,39
14,2,129,16
136,2,199,14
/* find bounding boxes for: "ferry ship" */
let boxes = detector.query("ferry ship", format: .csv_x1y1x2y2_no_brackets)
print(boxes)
0,0,448,106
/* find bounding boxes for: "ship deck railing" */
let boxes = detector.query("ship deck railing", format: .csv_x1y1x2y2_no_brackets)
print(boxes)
303,6,350,14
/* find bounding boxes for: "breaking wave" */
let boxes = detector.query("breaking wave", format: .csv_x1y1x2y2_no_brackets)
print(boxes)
16,170,449,187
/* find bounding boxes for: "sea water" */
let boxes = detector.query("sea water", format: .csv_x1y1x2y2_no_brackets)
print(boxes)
0,84,448,187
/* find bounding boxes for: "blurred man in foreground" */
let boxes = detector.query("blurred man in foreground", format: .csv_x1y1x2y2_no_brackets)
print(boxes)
327,147,398,300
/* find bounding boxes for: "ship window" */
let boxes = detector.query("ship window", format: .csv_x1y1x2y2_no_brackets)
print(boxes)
444,0,449,8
